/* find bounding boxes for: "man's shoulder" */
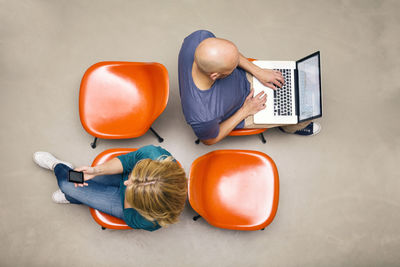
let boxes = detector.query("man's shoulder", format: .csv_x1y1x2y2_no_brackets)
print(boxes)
180,30,216,57
184,30,215,43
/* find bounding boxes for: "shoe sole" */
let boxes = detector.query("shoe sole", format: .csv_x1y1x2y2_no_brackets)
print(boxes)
52,190,70,204
33,152,74,170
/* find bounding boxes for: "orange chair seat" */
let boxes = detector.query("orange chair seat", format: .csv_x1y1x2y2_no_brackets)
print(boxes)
89,148,138,230
189,150,279,230
79,62,169,139
228,128,266,136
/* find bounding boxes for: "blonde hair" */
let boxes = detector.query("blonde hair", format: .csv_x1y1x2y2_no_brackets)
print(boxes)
125,156,187,227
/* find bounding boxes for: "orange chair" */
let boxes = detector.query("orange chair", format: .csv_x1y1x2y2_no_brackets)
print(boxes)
189,150,279,231
79,62,169,148
90,148,137,230
195,128,267,144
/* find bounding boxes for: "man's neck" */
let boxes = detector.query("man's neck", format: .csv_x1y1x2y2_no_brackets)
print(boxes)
192,62,214,90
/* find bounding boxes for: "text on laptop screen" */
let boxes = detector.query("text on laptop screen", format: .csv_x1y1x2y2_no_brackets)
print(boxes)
297,55,321,121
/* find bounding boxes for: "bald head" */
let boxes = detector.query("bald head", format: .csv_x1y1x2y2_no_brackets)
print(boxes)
194,38,239,75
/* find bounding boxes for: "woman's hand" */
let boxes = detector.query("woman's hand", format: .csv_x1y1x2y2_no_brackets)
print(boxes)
254,68,284,90
241,88,267,117
73,166,97,187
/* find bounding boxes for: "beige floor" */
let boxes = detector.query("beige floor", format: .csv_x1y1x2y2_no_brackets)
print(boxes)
1,0,399,266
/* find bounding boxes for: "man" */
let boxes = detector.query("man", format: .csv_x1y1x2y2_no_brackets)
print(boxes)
178,30,321,145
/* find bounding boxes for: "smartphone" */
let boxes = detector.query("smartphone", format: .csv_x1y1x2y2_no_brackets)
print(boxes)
68,170,84,184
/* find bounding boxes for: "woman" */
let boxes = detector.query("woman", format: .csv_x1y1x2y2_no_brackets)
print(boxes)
33,145,187,231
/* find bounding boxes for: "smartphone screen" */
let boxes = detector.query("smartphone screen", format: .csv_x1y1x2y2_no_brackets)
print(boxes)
68,170,84,184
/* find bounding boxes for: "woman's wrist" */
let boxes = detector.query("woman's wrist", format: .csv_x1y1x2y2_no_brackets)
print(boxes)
92,166,100,175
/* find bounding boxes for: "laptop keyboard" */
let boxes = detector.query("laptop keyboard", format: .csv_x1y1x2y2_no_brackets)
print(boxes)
273,69,293,116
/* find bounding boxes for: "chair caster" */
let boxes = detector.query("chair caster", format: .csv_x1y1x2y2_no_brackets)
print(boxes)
195,139,200,144
193,215,201,221
150,127,164,143
259,133,266,144
101,226,106,230
91,137,98,149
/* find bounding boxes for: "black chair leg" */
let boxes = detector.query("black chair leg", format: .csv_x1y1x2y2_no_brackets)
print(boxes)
193,215,201,221
101,226,106,230
260,228,265,231
195,139,200,144
150,127,164,143
91,137,98,149
259,133,266,144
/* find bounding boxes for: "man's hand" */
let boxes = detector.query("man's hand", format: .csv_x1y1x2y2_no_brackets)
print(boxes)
73,166,97,187
254,68,284,90
241,89,267,116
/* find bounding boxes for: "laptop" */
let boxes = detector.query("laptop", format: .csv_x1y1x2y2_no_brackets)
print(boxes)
252,51,322,124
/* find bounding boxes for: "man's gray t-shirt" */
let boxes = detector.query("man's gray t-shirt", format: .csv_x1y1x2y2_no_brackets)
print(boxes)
178,30,250,140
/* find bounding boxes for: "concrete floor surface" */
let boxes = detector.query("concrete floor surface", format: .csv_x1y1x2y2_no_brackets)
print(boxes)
1,0,399,266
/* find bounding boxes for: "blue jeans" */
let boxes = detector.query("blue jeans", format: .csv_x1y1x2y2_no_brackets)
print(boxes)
54,164,124,219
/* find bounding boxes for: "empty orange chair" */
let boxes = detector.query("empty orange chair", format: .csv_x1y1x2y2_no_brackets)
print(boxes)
189,150,279,231
90,148,137,230
79,62,169,148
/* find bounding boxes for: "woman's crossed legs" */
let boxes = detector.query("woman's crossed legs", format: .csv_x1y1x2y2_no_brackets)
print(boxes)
54,164,124,219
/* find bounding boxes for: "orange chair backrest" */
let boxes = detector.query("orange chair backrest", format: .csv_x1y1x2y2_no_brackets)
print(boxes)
189,150,279,230
79,62,169,138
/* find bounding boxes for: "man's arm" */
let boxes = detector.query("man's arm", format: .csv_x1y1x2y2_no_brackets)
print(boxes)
201,89,266,145
238,53,284,89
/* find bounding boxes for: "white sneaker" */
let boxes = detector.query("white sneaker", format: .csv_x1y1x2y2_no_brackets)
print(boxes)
279,122,321,136
52,189,70,204
312,122,322,136
33,152,73,170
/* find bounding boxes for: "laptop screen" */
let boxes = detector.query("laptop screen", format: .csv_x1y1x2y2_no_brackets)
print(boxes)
297,52,322,122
